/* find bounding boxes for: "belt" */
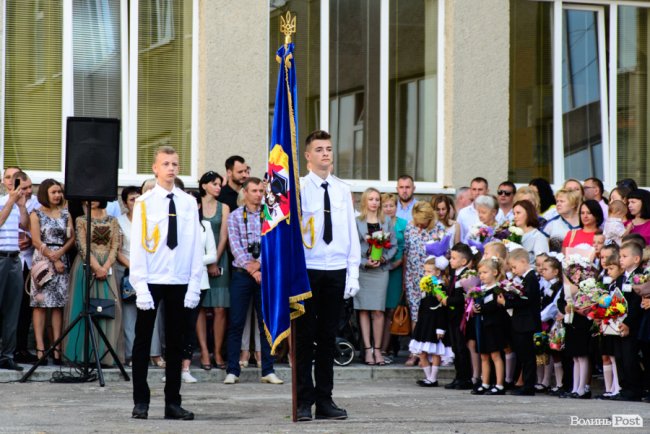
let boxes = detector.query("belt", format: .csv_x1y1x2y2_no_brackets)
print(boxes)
233,267,248,273
0,251,20,258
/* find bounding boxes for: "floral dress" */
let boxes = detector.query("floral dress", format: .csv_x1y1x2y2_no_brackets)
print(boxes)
404,223,443,322
30,209,71,308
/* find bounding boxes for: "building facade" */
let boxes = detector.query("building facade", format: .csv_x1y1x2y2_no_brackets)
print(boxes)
1,0,648,193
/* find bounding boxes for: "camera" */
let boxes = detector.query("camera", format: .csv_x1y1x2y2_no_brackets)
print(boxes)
248,241,261,259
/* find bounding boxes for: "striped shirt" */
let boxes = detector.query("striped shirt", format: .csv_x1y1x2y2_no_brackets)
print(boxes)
0,195,20,251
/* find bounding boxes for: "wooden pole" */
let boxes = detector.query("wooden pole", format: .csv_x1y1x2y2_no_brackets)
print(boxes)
290,319,298,422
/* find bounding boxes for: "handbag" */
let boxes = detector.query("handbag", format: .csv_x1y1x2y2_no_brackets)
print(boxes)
390,293,411,336
31,247,54,290
88,298,116,319
120,268,136,302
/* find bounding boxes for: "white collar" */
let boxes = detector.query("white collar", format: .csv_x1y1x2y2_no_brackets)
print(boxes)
153,183,181,198
455,266,466,277
307,170,333,187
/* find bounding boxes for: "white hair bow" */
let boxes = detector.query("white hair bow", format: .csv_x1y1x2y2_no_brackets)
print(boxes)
470,246,479,255
547,251,565,262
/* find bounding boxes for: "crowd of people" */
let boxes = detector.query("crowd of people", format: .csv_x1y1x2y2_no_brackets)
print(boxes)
1,153,650,406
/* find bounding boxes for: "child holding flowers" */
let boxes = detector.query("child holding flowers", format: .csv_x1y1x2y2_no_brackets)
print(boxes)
409,256,452,387
470,256,507,395
538,255,564,394
598,251,623,399
443,243,478,390
498,248,541,396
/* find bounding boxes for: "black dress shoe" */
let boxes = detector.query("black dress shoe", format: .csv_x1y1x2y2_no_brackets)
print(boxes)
315,401,347,420
165,404,194,420
0,359,24,371
444,379,459,389
296,404,312,422
486,386,506,395
131,403,149,419
418,380,438,387
510,388,535,396
14,351,38,364
610,393,641,402
503,381,515,391
455,380,474,390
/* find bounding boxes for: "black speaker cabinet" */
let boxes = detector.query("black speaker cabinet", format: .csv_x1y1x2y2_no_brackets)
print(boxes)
64,117,120,201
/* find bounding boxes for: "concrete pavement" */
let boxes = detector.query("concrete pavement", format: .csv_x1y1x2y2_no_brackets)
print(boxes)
0,363,647,433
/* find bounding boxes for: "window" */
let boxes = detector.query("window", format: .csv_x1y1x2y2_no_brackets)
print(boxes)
4,0,63,172
1,0,197,182
510,0,650,187
269,0,444,189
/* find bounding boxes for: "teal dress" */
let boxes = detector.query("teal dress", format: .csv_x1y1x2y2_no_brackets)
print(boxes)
202,202,231,308
386,217,408,309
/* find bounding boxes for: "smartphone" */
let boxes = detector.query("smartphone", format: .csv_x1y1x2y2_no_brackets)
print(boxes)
14,177,20,190
218,267,224,275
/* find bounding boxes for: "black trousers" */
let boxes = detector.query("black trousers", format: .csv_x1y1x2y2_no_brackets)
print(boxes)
448,318,471,382
615,335,642,398
15,264,32,352
132,284,187,406
640,341,650,393
296,268,346,406
512,331,536,390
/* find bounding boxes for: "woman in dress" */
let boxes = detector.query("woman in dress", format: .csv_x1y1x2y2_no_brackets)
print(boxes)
513,200,548,264
432,195,461,245
404,201,439,366
355,188,396,365
379,193,407,358
63,200,123,365
624,189,650,245
540,189,581,252
196,171,231,369
30,179,75,365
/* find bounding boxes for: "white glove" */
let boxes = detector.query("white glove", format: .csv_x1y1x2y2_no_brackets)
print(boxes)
344,276,360,299
136,291,155,311
184,291,201,309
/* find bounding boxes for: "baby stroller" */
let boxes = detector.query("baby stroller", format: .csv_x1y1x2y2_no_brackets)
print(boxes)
333,298,359,366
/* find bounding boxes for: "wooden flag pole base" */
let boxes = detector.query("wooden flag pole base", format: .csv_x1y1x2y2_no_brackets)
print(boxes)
290,319,298,422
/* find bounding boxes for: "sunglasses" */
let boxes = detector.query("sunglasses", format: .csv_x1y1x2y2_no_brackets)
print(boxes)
497,190,513,196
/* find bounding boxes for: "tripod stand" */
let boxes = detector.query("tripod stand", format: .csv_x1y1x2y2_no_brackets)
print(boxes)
20,200,130,386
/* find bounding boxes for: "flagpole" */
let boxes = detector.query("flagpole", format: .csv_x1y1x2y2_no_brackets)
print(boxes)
290,319,298,422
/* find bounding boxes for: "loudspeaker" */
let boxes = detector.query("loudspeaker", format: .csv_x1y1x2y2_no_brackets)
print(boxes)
64,117,120,201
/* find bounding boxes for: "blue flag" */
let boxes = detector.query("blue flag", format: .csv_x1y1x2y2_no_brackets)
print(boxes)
261,40,312,355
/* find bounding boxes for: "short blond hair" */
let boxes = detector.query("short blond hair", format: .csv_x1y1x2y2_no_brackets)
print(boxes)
513,186,541,213
411,201,436,231
153,145,177,161
555,188,581,210
381,193,397,206
608,200,627,217
484,241,507,260
478,256,505,281
508,248,529,263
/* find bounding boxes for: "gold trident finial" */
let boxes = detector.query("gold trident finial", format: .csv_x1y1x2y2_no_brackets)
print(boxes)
280,11,296,46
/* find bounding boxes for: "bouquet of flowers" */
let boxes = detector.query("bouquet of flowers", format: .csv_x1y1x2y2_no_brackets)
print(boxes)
586,288,628,335
425,233,452,257
469,224,494,243
458,269,481,292
563,254,598,286
572,278,609,315
493,222,524,245
549,321,565,351
460,284,485,333
533,331,550,366
419,275,447,301
495,278,527,301
632,274,649,285
366,231,391,261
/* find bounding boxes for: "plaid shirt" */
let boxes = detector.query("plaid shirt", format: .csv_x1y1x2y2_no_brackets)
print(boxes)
228,205,262,269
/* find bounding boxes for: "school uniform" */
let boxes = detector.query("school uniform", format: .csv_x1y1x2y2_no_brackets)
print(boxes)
504,269,541,394
612,268,644,400
409,288,451,356
476,284,505,354
445,266,472,388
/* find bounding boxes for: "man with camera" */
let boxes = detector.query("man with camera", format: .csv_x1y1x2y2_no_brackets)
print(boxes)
224,177,282,385
0,170,29,371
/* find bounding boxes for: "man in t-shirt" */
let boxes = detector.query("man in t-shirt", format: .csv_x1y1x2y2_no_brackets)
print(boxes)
218,155,249,212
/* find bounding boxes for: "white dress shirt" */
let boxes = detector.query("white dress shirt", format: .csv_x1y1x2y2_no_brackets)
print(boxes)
117,213,132,261
300,171,361,278
129,184,204,298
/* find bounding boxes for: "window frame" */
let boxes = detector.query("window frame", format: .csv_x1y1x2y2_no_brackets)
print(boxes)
0,0,199,187
318,0,446,193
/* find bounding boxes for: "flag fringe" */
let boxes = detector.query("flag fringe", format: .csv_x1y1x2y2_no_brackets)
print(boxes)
264,289,312,355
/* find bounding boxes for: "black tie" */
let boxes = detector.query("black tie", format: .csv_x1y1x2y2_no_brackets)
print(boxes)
167,193,178,250
322,182,332,244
